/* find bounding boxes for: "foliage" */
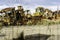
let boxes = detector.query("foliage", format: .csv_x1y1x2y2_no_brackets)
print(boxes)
33,12,44,16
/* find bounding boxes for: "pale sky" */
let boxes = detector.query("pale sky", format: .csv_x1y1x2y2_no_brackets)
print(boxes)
0,0,60,13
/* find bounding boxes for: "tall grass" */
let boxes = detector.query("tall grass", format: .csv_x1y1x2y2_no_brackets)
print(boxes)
36,19,60,26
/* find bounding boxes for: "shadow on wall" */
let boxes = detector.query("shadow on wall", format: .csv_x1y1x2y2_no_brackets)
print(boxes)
13,31,24,40
13,31,50,40
25,34,50,40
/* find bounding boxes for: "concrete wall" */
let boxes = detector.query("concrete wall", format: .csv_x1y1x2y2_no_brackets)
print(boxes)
0,25,60,40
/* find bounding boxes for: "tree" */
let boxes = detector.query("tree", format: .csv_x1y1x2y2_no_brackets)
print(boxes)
25,10,30,14
36,7,44,13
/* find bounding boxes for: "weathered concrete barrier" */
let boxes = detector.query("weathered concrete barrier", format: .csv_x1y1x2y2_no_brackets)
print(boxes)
0,25,60,40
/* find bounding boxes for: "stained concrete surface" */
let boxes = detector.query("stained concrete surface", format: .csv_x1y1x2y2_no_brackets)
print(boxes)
0,25,60,40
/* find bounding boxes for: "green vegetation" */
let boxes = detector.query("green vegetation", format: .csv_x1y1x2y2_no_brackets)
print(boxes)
0,6,60,26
